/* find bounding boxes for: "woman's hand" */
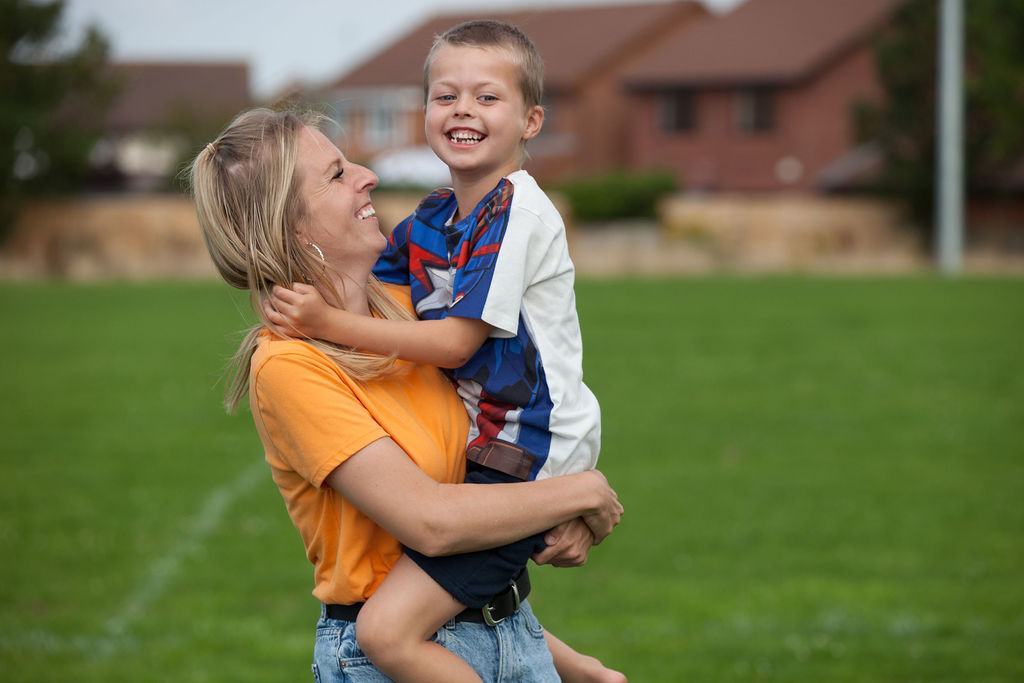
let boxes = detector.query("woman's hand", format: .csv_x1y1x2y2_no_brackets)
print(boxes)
531,519,594,567
263,283,337,339
581,470,623,544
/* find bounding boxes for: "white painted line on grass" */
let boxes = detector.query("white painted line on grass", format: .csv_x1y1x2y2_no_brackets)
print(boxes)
96,458,267,657
0,459,267,657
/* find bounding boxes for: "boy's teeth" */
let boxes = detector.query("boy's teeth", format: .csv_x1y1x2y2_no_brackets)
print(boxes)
450,131,482,143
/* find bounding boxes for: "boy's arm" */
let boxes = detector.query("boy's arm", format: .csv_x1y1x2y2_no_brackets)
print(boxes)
326,311,492,369
265,283,492,368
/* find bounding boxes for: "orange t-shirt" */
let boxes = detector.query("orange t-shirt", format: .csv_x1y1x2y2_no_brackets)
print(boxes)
249,293,469,605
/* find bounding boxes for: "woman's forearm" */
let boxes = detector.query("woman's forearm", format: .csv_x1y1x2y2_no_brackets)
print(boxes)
425,473,610,555
326,437,620,557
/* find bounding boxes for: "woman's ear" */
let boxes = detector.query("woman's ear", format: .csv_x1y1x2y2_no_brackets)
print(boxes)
293,220,311,246
522,105,544,141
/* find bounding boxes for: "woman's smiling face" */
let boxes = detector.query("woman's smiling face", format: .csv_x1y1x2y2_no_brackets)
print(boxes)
295,126,385,269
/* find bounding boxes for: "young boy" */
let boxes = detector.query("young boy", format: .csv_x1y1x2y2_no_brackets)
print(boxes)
268,20,623,682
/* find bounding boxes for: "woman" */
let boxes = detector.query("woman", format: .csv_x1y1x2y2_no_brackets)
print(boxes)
189,108,624,682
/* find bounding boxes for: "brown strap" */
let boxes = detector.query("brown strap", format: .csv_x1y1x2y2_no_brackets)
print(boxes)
466,440,536,481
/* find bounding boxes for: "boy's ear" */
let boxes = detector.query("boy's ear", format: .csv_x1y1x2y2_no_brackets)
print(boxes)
522,105,544,141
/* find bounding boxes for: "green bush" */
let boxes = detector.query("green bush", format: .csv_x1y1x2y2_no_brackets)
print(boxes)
554,169,678,222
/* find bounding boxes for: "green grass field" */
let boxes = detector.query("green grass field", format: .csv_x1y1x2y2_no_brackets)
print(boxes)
1,277,1022,682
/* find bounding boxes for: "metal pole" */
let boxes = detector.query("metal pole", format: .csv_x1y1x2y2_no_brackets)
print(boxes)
936,0,964,274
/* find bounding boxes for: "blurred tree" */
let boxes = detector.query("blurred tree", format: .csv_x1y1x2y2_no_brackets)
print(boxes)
856,0,1024,237
1,0,118,236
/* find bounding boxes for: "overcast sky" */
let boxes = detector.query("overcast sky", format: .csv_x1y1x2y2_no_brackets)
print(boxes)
61,0,746,98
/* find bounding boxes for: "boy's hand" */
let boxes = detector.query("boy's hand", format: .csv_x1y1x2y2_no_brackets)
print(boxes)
264,283,335,339
531,519,594,567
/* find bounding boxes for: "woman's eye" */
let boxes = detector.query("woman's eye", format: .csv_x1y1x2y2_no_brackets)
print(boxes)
332,169,344,180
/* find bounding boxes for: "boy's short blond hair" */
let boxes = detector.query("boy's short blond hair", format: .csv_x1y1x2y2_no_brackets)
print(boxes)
423,19,544,110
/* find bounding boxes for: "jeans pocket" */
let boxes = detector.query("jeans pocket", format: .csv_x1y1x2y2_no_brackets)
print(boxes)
315,619,392,682
521,603,546,639
431,620,456,649
337,655,397,682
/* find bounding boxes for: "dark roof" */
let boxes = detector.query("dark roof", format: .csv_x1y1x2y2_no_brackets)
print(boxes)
331,1,705,93
625,0,905,88
104,62,250,131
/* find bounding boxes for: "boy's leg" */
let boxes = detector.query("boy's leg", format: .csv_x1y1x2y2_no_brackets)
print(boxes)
356,554,482,683
544,629,628,683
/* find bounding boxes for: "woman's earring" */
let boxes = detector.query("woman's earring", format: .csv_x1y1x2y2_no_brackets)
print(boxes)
306,242,327,272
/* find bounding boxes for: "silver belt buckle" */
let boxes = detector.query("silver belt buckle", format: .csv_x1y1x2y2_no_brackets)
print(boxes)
482,579,521,627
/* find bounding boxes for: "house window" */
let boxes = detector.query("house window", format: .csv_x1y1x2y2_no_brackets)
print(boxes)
659,90,696,132
533,98,557,142
532,99,575,157
332,99,353,136
541,98,557,127
363,101,402,149
734,87,776,132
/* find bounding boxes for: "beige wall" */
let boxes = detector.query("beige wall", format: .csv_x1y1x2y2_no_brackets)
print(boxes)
2,195,215,280
0,192,426,280
0,192,941,279
657,194,919,271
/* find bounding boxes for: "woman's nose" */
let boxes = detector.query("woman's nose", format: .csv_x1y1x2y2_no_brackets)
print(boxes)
355,164,378,190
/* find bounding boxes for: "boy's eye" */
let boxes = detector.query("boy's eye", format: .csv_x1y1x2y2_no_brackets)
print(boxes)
436,94,456,102
479,95,498,103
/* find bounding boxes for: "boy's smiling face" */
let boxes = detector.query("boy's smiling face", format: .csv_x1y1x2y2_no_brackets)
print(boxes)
425,44,543,186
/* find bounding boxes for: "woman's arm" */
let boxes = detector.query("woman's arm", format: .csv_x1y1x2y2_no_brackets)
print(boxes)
324,436,622,558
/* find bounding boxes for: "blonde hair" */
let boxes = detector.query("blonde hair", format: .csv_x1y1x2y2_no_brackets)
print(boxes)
189,107,412,412
424,19,545,109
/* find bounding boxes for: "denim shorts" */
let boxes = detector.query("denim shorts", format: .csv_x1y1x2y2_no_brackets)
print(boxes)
310,599,558,682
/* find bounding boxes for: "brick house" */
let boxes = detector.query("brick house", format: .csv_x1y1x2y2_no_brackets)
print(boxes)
321,1,708,183
322,0,903,192
623,0,903,192
92,62,250,190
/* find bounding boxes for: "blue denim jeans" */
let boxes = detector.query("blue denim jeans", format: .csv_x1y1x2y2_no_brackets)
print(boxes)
310,599,559,682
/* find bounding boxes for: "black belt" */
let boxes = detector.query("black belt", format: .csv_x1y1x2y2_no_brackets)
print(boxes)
325,568,530,626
